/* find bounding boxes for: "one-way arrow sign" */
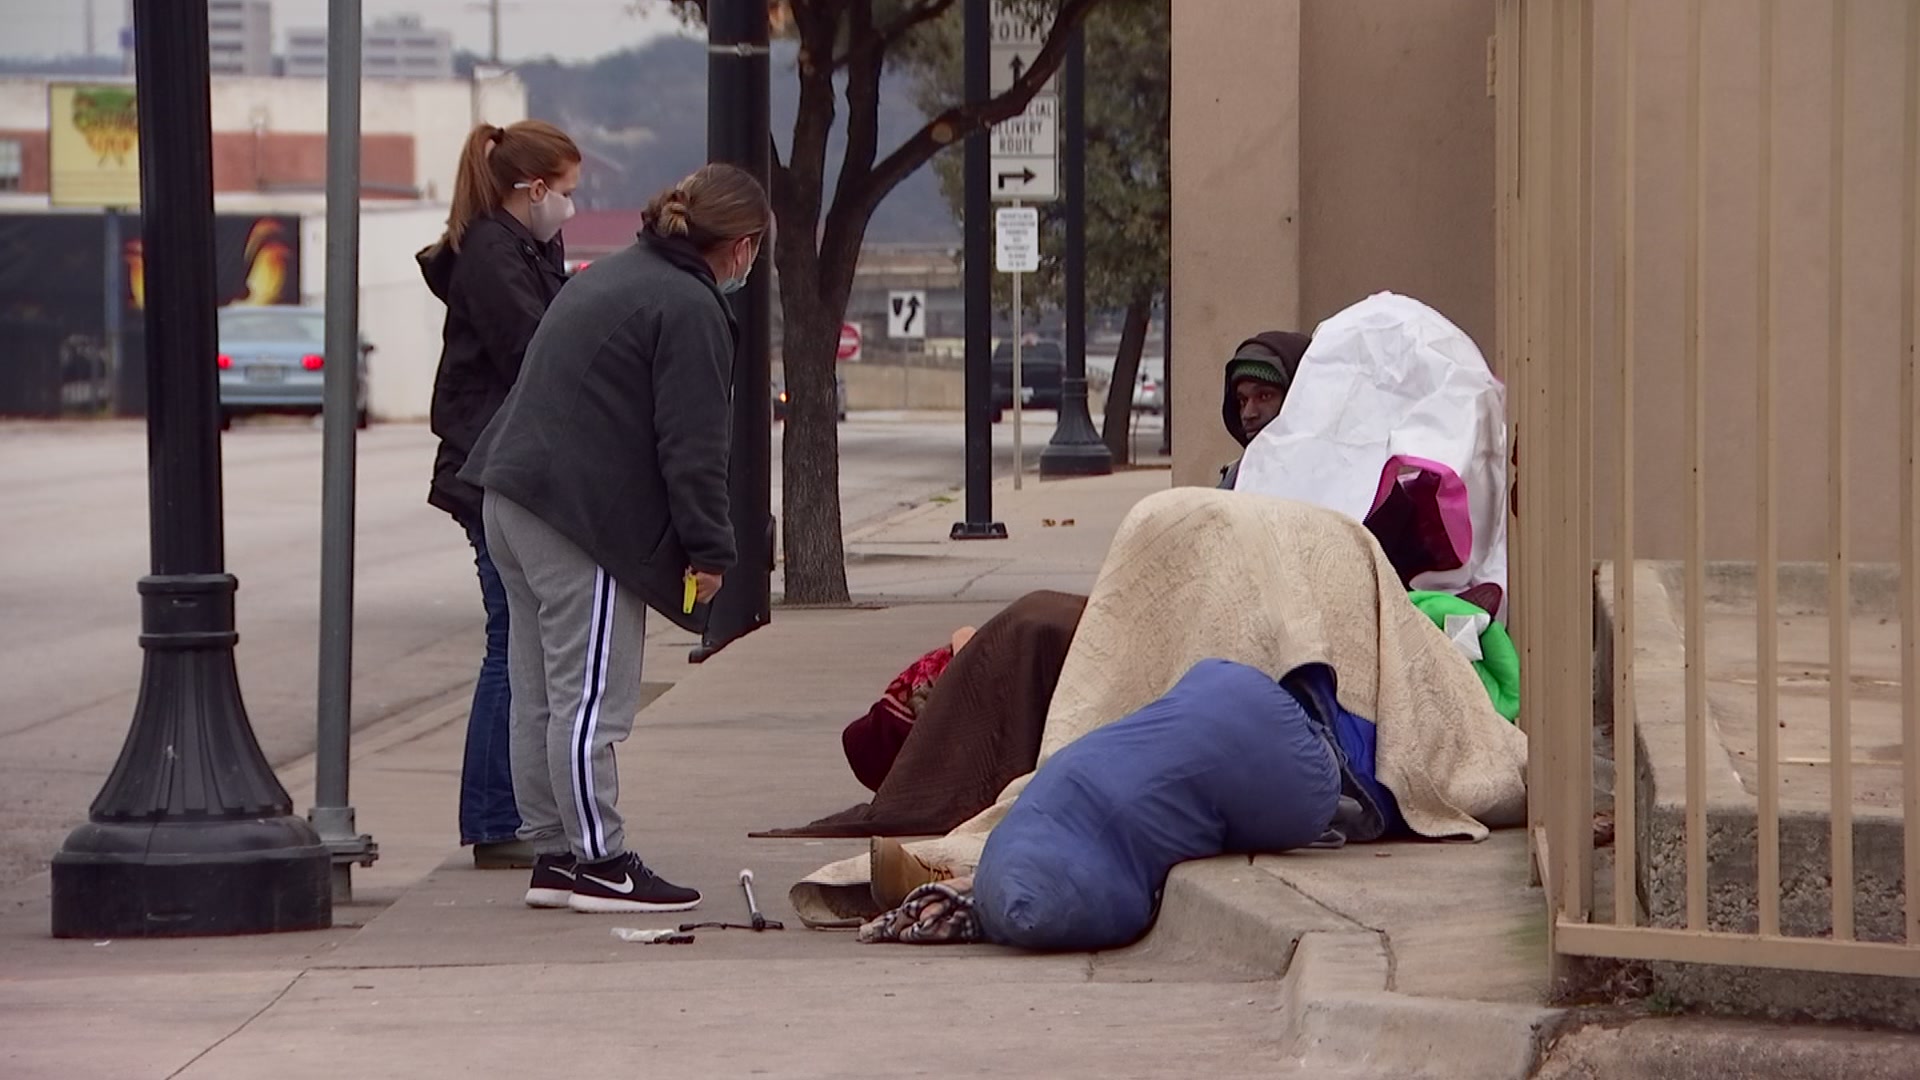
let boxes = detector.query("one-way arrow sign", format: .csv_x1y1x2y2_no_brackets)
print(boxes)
887,289,927,340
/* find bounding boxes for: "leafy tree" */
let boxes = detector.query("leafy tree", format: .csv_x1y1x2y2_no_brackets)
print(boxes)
673,0,1106,602
904,0,1169,463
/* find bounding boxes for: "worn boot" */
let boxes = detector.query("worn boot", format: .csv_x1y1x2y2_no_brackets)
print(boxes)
869,837,952,911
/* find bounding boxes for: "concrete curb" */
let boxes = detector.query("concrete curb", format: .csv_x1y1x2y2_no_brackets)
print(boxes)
1127,858,1562,1079
1275,931,1561,1079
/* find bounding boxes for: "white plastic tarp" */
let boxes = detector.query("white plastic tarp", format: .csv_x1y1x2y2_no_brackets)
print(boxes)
1233,292,1509,613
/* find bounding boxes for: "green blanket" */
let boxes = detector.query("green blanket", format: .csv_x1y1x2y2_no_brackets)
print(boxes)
1408,591,1519,722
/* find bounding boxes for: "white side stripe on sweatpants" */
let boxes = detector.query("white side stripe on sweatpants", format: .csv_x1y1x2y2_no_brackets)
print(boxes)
570,568,616,862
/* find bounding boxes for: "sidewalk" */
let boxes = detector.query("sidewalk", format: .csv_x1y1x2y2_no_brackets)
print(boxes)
5,468,1905,1078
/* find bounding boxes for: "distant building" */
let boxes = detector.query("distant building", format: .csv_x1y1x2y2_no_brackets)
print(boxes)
286,15,454,81
119,1,273,77
208,1,273,76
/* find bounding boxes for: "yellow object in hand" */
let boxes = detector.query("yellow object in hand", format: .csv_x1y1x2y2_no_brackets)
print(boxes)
683,573,698,615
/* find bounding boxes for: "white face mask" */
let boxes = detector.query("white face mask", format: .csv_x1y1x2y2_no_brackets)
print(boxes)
516,181,576,243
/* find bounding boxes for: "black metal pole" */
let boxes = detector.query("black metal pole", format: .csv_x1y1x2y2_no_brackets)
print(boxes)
51,0,330,939
694,0,774,661
953,0,1007,540
1039,23,1111,478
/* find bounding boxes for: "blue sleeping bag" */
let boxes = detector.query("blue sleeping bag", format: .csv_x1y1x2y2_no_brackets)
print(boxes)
972,659,1342,951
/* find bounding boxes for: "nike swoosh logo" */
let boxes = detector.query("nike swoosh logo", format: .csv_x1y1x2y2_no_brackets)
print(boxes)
552,866,577,880
581,872,635,895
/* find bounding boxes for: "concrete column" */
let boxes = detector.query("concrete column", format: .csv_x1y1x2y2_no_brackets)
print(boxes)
1169,0,1303,488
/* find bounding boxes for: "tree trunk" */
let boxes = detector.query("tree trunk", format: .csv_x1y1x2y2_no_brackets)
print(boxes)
1100,291,1153,465
778,293,851,605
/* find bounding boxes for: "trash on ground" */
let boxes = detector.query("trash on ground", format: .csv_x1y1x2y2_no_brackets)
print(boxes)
611,927,695,944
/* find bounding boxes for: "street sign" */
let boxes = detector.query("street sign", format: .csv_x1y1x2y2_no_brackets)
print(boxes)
991,92,1056,158
995,206,1040,273
988,2,1057,203
990,43,1056,96
990,1,1048,46
837,321,863,361
887,290,927,339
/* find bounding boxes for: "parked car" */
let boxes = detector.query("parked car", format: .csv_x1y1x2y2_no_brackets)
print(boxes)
773,372,847,422
216,305,369,430
990,338,1065,416
1132,367,1164,414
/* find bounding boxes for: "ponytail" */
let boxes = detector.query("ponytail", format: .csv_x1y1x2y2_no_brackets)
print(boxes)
446,125,504,251
443,120,582,251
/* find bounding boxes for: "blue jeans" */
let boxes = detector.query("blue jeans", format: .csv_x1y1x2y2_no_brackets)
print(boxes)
460,519,523,845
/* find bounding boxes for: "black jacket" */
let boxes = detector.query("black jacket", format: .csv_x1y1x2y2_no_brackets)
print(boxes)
459,233,737,633
419,211,569,523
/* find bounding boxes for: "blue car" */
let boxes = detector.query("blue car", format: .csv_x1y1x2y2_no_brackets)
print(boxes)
216,305,370,430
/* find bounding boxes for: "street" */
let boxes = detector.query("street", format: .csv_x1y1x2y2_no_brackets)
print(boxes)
0,411,1116,891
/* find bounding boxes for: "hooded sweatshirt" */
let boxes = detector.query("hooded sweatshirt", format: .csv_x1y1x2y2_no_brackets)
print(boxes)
1218,330,1310,488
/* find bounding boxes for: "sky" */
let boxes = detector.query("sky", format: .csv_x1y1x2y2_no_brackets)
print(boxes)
0,0,691,64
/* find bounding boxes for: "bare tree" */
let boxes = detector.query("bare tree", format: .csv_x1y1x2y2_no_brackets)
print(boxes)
675,0,1105,602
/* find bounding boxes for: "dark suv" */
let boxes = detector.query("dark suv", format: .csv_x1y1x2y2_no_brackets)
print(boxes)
990,338,1065,414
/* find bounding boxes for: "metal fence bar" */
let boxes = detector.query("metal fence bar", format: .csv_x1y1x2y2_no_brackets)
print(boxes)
1521,0,1555,901
1902,0,1920,949
1554,922,1920,978
1612,0,1639,927
1567,0,1598,922
1826,0,1855,944
1754,0,1782,940
1682,0,1710,932
1548,0,1582,921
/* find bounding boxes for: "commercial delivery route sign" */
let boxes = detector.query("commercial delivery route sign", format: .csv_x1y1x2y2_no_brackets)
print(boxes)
989,2,1058,202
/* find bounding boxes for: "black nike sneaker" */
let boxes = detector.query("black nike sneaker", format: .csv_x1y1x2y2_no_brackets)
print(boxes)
568,852,702,914
523,853,578,909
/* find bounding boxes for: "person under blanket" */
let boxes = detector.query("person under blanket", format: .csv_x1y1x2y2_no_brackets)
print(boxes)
839,626,976,792
1217,331,1311,490
752,591,1088,841
789,489,1529,929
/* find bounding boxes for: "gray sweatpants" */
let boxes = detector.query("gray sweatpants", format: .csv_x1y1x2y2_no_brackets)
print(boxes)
482,492,647,863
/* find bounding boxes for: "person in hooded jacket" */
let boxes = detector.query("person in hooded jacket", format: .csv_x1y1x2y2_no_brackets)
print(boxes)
417,120,581,869
1218,330,1311,489
460,164,772,914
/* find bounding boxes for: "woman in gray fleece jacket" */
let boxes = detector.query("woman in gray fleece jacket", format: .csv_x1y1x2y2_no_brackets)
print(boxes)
461,164,772,915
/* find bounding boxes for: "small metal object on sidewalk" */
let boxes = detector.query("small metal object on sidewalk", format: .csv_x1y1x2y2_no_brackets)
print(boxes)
611,927,695,945
678,868,785,932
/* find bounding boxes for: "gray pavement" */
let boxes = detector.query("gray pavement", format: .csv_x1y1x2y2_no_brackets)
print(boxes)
0,413,1088,890
0,473,1335,1079
12,416,1885,1078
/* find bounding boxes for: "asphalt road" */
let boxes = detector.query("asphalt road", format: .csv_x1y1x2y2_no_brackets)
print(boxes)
0,411,1108,889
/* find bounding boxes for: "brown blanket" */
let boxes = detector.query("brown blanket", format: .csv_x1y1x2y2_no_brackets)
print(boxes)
751,590,1086,838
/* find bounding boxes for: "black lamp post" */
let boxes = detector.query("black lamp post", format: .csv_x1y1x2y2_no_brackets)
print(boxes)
954,0,1008,539
692,0,774,663
50,0,331,939
1038,24,1112,478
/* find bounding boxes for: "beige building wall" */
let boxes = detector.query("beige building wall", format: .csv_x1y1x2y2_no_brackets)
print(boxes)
1173,0,1909,561
1170,0,1496,487
1587,0,1909,563
1299,1,1498,355
1169,0,1303,487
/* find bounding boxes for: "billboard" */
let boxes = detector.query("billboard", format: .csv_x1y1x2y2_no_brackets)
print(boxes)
48,83,141,209
0,213,302,417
